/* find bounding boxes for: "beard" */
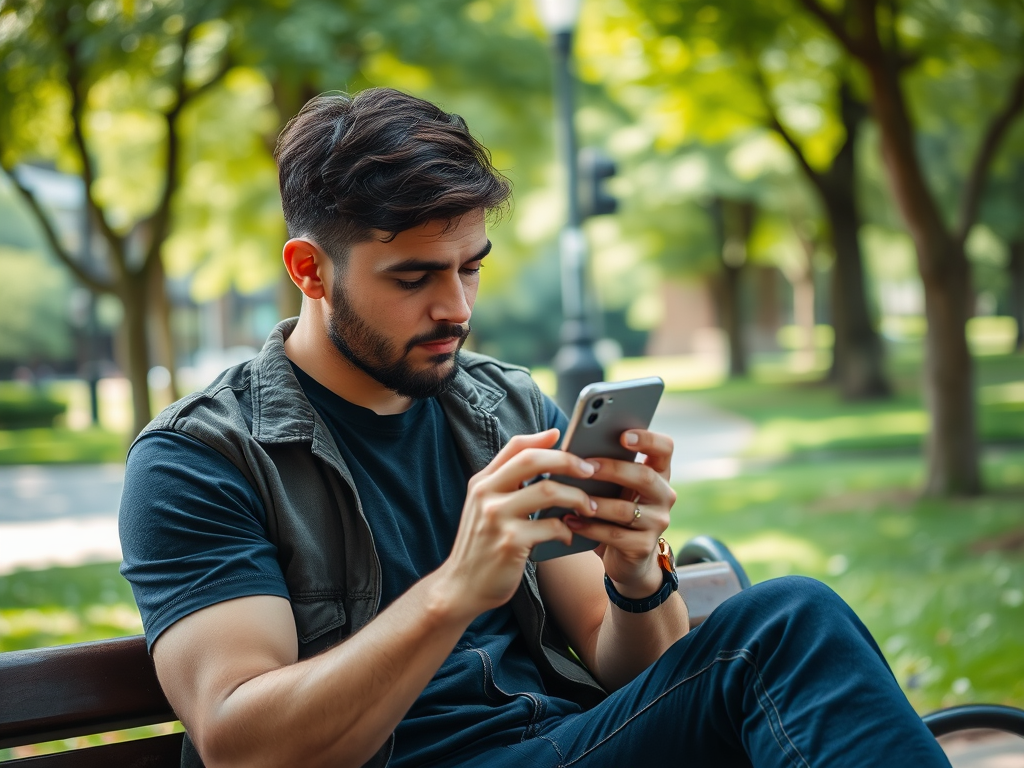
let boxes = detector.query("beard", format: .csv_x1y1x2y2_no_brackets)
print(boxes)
327,280,470,400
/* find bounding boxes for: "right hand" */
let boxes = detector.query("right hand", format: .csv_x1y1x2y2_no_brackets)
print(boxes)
438,428,599,619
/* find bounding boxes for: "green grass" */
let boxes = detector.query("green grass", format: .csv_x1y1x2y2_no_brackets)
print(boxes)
686,351,1024,459
665,448,1024,713
0,562,142,652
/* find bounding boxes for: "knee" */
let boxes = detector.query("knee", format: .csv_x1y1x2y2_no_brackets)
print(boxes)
723,575,856,630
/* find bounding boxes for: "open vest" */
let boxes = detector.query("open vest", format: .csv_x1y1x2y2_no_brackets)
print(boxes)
138,319,606,767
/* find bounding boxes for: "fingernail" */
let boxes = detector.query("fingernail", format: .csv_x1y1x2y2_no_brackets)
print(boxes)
624,432,639,446
590,499,598,512
581,460,598,475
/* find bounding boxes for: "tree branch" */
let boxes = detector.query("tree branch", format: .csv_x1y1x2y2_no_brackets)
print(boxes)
52,11,127,278
798,0,867,59
0,165,115,295
751,64,825,195
955,68,1024,245
142,24,233,273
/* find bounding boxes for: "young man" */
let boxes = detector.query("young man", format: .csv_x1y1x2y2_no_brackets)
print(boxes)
119,88,951,768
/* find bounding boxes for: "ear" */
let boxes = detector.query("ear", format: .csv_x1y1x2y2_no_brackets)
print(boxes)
283,238,328,300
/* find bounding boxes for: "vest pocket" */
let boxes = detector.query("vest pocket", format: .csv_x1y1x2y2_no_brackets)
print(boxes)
291,596,347,644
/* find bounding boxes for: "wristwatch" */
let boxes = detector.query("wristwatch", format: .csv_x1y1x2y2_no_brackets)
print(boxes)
604,538,680,613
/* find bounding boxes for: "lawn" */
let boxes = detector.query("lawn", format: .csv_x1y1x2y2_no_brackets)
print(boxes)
683,350,1024,460
665,448,1024,713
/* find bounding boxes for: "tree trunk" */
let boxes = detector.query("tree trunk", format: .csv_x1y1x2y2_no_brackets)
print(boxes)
709,198,754,378
148,256,180,403
818,82,890,399
791,245,817,372
922,243,980,495
121,276,154,438
862,55,981,495
718,262,747,377
823,192,891,398
1009,239,1024,352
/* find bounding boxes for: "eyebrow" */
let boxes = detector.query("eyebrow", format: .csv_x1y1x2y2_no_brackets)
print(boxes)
381,240,492,273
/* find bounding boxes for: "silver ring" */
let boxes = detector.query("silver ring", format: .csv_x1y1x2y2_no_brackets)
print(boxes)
631,503,642,526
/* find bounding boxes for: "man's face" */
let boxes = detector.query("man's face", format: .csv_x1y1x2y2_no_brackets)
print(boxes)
326,209,490,399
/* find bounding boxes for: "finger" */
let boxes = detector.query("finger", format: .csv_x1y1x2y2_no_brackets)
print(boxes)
502,478,597,520
524,516,575,549
585,458,675,508
486,446,598,493
621,429,674,477
563,515,656,555
474,429,560,480
590,497,669,532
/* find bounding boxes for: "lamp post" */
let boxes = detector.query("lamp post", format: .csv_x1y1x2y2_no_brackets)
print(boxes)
535,0,604,414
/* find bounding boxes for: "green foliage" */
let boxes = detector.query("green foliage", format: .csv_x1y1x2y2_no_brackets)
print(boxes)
0,247,73,362
0,387,66,429
0,426,126,464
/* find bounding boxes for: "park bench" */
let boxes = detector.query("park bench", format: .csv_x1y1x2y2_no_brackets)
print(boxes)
1,537,1022,766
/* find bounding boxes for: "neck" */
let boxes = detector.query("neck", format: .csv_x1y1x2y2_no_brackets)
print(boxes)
283,313,415,416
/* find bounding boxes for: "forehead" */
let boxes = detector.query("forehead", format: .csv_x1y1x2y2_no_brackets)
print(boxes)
351,210,488,267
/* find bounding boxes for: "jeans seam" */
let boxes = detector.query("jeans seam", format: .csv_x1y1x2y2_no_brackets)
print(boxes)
558,647,808,768
471,647,544,731
723,649,811,768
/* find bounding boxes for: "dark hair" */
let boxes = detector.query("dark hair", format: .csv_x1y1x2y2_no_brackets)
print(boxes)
274,88,512,262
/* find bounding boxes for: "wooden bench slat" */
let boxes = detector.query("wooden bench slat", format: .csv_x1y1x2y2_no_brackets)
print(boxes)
0,635,176,749
0,732,184,767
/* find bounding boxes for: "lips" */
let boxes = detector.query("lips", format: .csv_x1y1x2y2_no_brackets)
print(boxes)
418,338,460,354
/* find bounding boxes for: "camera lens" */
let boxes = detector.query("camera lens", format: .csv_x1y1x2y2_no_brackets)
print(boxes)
592,398,604,410
586,412,599,425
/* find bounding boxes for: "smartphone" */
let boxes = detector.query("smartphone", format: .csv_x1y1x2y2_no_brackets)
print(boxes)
529,377,665,562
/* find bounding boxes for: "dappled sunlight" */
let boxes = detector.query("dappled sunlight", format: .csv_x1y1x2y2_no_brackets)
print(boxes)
730,531,827,574
750,411,929,457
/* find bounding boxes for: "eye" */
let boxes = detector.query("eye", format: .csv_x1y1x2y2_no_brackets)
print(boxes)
396,276,428,290
461,262,485,277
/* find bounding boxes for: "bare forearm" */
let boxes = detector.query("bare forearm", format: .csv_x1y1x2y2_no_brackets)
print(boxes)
198,573,471,768
590,593,689,691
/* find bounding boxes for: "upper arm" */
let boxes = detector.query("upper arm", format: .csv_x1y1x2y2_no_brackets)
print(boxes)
152,595,298,740
119,432,292,650
536,551,607,666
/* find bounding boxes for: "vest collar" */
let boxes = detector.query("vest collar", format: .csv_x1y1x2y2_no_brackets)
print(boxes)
248,318,509,445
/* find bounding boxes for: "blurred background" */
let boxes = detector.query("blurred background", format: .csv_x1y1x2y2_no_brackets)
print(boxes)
0,0,1022,759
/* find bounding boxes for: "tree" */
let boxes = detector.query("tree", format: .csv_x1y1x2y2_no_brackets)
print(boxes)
0,0,234,436
799,0,1024,495
612,0,890,399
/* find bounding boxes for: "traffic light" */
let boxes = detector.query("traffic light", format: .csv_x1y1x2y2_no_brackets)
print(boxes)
577,147,617,220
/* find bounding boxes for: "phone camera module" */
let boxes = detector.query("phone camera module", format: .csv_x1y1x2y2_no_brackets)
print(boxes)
586,412,599,425
591,398,604,410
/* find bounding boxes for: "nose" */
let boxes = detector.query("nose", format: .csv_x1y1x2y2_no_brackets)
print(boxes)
430,273,473,325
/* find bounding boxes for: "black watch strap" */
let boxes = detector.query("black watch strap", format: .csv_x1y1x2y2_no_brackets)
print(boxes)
604,539,679,613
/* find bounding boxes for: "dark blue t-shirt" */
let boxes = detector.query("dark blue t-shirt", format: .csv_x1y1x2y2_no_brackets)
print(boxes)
119,364,580,766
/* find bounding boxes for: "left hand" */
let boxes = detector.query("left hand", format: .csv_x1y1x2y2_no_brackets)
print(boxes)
563,429,676,598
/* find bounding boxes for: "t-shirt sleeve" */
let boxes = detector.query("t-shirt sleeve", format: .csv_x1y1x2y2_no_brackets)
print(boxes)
542,393,569,445
118,431,291,651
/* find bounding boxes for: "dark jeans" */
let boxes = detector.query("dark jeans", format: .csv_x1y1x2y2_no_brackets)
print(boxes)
462,576,952,768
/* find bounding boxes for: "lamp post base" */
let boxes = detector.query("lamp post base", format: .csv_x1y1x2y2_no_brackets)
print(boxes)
553,320,604,414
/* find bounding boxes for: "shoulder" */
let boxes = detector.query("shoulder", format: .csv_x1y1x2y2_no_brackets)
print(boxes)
457,350,537,392
142,360,254,437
